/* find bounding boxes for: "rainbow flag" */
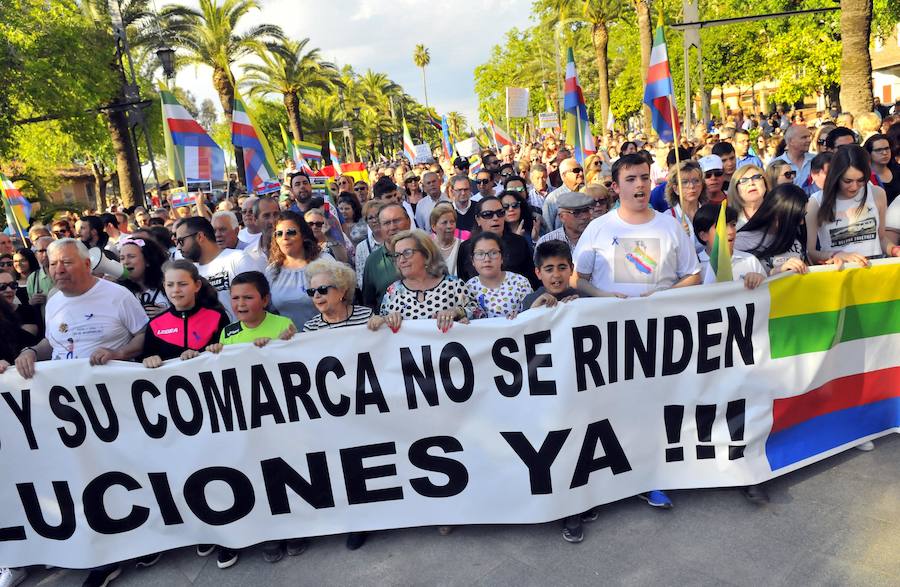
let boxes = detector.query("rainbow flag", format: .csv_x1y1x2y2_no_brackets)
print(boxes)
232,91,279,192
297,140,322,162
280,124,313,173
441,115,453,160
642,16,680,143
160,87,225,183
563,47,596,164
1,173,31,233
328,133,342,175
402,119,416,164
709,200,733,282
489,117,513,148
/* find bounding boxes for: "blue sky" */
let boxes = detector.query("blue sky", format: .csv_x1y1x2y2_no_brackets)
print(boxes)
166,0,534,126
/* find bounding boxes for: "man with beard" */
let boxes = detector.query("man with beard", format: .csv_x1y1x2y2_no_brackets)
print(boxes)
174,217,245,318
286,171,316,214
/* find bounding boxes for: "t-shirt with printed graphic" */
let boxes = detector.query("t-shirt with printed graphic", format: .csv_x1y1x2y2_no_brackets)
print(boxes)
466,272,533,318
219,312,295,345
573,209,700,297
197,248,245,320
45,278,148,361
811,185,882,258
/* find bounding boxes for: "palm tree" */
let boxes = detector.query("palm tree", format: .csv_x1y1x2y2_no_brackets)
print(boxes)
242,37,338,143
446,111,467,140
413,44,431,110
301,92,342,164
838,0,873,117
160,0,283,186
632,0,653,135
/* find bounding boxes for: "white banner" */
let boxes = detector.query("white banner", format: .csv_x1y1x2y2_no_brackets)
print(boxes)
1,263,898,568
454,137,480,158
539,111,559,129
413,143,432,163
506,87,530,119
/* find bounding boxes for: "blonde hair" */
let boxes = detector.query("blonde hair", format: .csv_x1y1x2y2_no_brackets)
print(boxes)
389,229,448,277
727,164,769,210
429,202,456,228
306,258,357,300
665,160,706,208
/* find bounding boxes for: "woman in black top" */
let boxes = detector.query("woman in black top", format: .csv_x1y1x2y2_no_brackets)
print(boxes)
0,294,40,373
866,133,900,204
457,196,539,288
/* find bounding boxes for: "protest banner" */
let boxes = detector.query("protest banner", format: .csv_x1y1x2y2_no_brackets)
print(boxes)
454,137,480,158
506,87,530,119
0,261,897,568
413,143,432,162
539,111,560,129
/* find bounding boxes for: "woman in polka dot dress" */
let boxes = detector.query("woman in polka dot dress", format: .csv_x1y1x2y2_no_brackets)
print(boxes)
465,233,533,319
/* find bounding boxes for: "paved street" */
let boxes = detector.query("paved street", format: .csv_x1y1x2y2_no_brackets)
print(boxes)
21,434,900,586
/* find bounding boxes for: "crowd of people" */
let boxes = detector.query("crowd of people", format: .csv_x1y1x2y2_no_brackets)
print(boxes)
1,102,900,587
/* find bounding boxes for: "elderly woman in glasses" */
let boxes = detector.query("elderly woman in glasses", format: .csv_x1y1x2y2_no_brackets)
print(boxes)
302,258,372,331
727,164,771,228
367,229,475,333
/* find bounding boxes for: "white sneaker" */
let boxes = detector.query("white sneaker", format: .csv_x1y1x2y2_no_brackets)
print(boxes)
855,440,875,451
0,568,28,587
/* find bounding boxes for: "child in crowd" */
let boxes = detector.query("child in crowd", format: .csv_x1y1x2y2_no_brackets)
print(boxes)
465,233,533,319
692,204,767,289
522,241,581,309
206,271,296,352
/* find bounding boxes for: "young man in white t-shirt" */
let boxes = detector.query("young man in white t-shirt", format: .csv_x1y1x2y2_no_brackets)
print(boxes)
175,217,245,319
574,153,701,298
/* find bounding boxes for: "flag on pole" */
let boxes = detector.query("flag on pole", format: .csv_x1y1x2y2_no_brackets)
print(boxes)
607,109,616,132
328,134,343,175
159,86,225,183
426,113,442,130
1,173,31,236
296,140,323,162
564,47,596,164
440,116,454,160
280,124,313,173
232,91,279,192
489,118,513,148
710,200,734,282
642,15,681,143
402,119,417,164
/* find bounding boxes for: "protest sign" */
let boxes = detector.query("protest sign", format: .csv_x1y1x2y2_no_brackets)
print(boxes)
168,187,194,208
539,111,560,129
413,143,432,162
454,137,480,158
506,87,530,118
0,261,897,568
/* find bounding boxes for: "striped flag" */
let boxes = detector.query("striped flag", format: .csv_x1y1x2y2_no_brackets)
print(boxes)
297,140,323,162
159,87,225,183
1,173,31,235
232,91,279,192
328,133,342,175
709,200,734,282
564,47,596,164
489,117,513,148
642,15,680,143
427,113,442,130
280,124,313,173
440,116,453,160
402,119,416,164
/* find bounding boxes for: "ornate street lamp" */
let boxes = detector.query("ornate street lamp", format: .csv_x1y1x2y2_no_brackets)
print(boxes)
156,46,176,81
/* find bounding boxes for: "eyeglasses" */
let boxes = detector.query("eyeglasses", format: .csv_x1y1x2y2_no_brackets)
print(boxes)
476,179,493,185
782,170,797,179
680,178,703,186
354,186,368,192
591,199,610,208
565,168,584,175
736,174,765,185
502,202,521,210
387,248,420,260
0,282,15,290
175,232,200,247
507,186,525,192
53,231,70,237
307,221,325,228
477,209,506,219
274,228,298,238
563,207,592,216
405,178,419,184
473,250,502,261
704,170,724,179
305,284,337,297
35,249,47,254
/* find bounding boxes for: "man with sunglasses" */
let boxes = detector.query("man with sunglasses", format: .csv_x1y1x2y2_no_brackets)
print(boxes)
174,217,245,319
474,169,496,200
711,142,738,188
773,124,815,188
536,192,594,253
543,158,586,231
361,204,412,309
699,155,727,204
353,180,370,202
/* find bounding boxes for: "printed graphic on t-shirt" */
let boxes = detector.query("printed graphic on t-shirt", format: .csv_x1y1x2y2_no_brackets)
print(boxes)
770,240,805,270
206,271,231,292
614,238,660,284
56,319,103,359
828,216,876,248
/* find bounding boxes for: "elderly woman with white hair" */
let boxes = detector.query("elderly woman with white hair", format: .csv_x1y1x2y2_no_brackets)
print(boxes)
302,259,372,331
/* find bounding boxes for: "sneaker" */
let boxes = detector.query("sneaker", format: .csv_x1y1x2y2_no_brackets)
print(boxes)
742,484,770,505
286,538,308,557
262,541,284,563
562,516,584,544
216,549,238,569
0,568,28,587
135,553,162,569
82,565,122,587
346,532,367,551
855,440,875,451
437,526,454,535
580,508,600,523
639,490,673,509
196,544,215,557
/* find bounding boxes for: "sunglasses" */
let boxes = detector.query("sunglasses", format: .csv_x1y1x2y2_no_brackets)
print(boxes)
387,248,420,260
305,284,337,297
0,282,15,290
566,168,584,175
476,179,493,185
592,199,610,207
274,228,298,238
175,232,200,247
736,174,765,185
53,231,70,237
502,202,521,210
817,139,827,145
478,209,506,219
354,186,368,192
603,181,613,188
704,170,724,178
782,170,797,179
307,221,325,228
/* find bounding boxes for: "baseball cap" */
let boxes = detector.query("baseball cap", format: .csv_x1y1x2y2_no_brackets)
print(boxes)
698,155,724,173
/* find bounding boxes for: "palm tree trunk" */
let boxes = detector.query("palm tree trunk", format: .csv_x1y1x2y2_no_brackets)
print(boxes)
421,67,429,110
106,109,141,208
838,0,873,117
634,0,653,135
591,22,611,140
284,92,304,142
213,66,245,188
89,157,108,212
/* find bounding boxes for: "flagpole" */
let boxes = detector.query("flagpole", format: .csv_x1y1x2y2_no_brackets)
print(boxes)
6,199,28,244
668,94,688,232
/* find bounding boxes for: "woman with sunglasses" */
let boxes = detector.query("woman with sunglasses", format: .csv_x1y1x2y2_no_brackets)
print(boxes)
806,145,897,266
734,183,811,275
865,133,900,204
337,192,367,245
766,159,797,187
303,258,371,331
457,196,539,288
304,208,349,264
500,188,536,247
265,211,332,328
727,164,771,228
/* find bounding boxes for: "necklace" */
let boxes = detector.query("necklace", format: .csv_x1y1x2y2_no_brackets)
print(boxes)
439,240,455,251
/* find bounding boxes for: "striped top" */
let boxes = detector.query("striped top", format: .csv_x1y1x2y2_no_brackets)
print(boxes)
303,305,373,332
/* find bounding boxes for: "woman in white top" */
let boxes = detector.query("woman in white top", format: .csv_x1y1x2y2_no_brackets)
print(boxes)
727,164,771,229
806,145,900,265
664,160,707,254
430,202,463,276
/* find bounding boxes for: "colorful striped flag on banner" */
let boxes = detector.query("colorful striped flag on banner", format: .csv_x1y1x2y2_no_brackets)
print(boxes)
296,140,322,162
441,116,453,160
232,91,279,193
328,133,343,176
642,15,680,143
564,47,596,164
159,86,225,183
280,124,313,173
489,118,513,148
710,200,733,282
1,173,31,235
402,120,417,164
